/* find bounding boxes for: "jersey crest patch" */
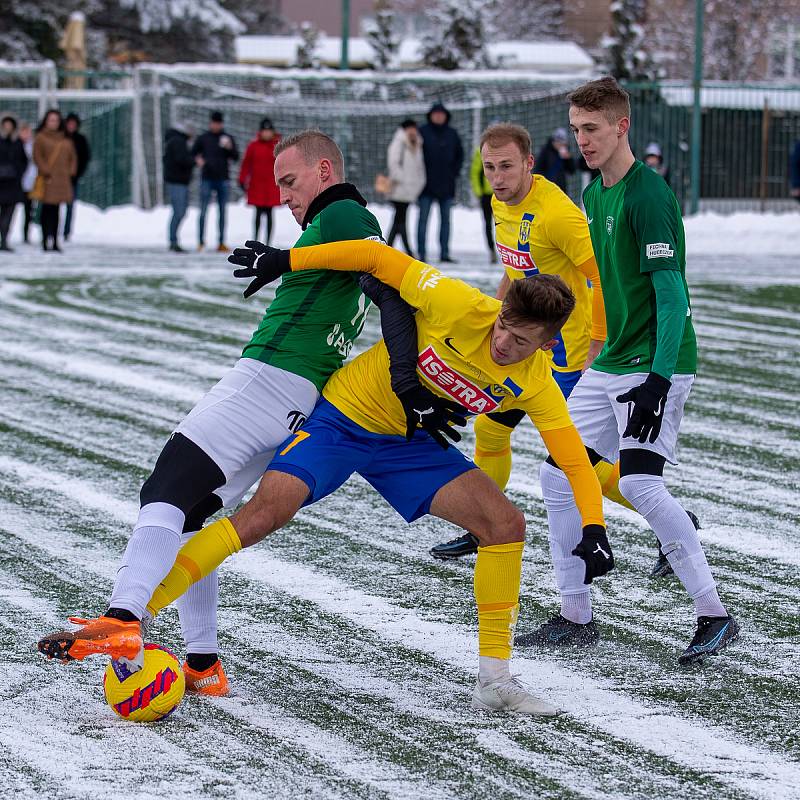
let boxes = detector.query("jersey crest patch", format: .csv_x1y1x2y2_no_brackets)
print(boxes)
518,218,531,245
606,216,614,235
417,346,500,415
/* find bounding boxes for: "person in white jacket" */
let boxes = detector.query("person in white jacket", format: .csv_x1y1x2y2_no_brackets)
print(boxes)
18,123,37,244
385,119,426,257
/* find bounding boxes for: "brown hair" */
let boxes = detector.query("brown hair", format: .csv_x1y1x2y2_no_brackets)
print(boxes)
501,274,575,336
479,122,531,158
568,77,631,123
274,129,345,179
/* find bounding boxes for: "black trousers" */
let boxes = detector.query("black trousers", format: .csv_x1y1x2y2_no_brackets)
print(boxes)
40,203,59,246
254,205,273,243
480,193,494,252
0,203,14,245
23,198,33,242
387,201,413,255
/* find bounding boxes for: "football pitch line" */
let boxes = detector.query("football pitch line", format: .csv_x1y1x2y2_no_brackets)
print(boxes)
0,246,798,799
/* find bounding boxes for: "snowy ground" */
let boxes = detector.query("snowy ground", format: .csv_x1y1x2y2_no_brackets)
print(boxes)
0,205,799,799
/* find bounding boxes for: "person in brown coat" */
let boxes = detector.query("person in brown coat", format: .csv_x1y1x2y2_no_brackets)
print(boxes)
33,109,77,252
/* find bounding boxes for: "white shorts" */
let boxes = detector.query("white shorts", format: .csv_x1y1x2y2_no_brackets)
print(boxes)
567,369,694,465
175,358,319,507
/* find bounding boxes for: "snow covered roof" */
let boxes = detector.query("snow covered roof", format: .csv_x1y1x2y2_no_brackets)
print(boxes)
235,36,594,75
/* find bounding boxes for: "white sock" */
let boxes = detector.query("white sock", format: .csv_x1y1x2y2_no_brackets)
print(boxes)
619,473,727,618
479,655,511,683
540,461,593,622
175,530,220,654
109,502,185,619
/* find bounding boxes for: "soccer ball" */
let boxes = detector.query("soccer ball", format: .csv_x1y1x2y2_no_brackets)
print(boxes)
103,643,185,722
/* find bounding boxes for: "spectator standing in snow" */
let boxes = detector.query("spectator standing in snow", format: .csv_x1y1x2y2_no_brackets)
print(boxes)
163,122,195,252
385,119,425,257
63,112,91,241
192,110,239,252
417,102,463,263
0,114,28,252
470,144,496,262
534,127,576,192
239,118,281,244
644,142,670,186
18,122,36,244
790,139,800,204
33,108,77,253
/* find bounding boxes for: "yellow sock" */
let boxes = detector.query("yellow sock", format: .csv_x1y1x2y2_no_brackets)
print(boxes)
474,541,523,660
594,459,635,511
146,518,242,617
473,414,513,491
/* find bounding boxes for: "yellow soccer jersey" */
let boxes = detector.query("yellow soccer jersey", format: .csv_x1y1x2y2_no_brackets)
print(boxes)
322,261,571,438
492,175,598,373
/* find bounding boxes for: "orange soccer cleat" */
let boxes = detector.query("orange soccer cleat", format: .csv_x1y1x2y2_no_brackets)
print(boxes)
37,615,143,663
182,659,230,697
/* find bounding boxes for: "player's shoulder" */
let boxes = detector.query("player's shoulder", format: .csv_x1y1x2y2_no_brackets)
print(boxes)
507,349,554,393
319,198,381,241
624,162,681,217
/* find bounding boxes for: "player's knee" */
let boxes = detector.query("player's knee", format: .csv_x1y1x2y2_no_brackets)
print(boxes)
618,473,666,515
473,501,525,546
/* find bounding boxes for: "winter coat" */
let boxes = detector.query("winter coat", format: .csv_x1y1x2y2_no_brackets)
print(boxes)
419,105,464,200
470,147,492,197
534,138,576,192
32,129,77,204
191,129,239,182
790,140,800,192
386,127,426,203
239,136,281,207
0,133,28,205
163,128,194,185
68,130,91,182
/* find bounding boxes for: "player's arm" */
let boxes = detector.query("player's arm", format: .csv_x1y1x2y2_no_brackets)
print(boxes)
575,255,606,370
495,271,511,301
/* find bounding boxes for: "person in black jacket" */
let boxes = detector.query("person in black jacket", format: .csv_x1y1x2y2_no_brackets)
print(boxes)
63,112,91,241
417,102,463,263
192,110,239,252
0,114,28,252
163,123,195,252
534,127,575,192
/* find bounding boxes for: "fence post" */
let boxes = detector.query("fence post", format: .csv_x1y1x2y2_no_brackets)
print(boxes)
690,0,704,215
152,70,164,206
759,98,770,213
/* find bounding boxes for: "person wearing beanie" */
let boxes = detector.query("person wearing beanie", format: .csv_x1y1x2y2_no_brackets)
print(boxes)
417,101,463,263
191,110,239,252
644,141,670,186
533,127,576,192
239,117,281,243
63,112,91,241
163,120,195,252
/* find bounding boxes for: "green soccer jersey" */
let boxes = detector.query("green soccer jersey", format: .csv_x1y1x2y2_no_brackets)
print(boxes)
583,160,697,376
242,198,381,391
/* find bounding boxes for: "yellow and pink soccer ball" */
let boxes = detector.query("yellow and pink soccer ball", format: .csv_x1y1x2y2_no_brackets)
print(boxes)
103,643,185,722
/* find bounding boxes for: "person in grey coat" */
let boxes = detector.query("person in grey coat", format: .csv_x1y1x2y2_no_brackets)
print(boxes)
386,119,426,257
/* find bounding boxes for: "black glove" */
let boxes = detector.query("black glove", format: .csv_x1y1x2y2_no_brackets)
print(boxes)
229,240,291,298
616,372,671,444
397,385,468,449
571,525,615,585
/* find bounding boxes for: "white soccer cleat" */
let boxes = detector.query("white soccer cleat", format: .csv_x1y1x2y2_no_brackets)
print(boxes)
471,675,561,717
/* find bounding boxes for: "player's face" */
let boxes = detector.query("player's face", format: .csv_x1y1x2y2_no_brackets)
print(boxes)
481,142,534,206
275,146,331,224
490,313,557,366
569,106,627,171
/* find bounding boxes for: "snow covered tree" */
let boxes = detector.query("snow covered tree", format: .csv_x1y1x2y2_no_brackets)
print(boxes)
491,0,565,41
295,21,321,70
602,0,655,81
420,0,498,70
365,0,400,71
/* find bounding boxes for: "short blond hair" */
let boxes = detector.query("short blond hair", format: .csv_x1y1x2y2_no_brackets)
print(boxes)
479,123,532,158
274,129,345,179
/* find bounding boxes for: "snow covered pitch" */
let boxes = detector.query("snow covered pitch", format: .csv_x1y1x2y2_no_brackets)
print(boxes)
0,205,798,799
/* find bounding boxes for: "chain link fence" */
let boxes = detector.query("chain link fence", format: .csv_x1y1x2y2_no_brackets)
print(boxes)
1,62,798,214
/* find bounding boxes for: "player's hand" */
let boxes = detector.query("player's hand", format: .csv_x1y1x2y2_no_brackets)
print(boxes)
229,240,291,298
616,372,671,444
397,385,468,449
572,525,615,584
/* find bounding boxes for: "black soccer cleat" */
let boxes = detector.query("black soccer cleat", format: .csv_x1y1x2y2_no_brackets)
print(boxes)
649,510,701,579
430,532,479,560
514,613,600,648
678,614,740,665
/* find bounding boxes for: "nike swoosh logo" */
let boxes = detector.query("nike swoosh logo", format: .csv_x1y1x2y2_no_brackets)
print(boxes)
494,221,501,227
548,630,570,642
587,217,594,224
443,337,463,355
